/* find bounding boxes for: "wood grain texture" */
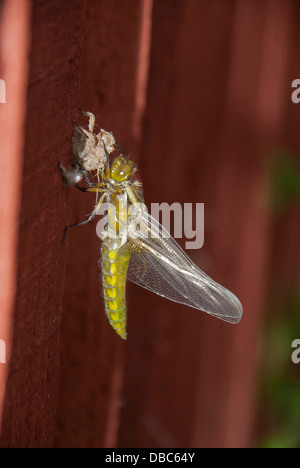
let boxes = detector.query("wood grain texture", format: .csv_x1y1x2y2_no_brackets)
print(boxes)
54,0,145,448
0,0,85,448
117,0,300,448
0,0,299,448
0,0,31,434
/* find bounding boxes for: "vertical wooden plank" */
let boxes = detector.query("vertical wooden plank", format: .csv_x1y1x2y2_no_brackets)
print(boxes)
119,0,239,448
54,0,145,448
254,2,300,446
214,0,294,448
118,0,297,448
269,0,300,301
0,0,31,434
0,0,85,448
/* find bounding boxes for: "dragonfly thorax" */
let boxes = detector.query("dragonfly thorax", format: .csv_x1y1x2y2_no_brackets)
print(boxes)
110,156,136,182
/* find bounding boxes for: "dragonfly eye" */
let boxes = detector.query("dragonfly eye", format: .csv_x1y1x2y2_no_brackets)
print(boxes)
111,156,136,182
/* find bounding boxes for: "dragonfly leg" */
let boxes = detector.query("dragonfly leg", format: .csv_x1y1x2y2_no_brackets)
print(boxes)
76,164,96,187
110,132,124,155
74,164,105,191
74,184,105,193
102,141,110,167
62,192,106,244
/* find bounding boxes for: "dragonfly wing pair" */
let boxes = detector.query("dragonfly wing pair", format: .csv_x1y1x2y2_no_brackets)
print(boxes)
120,209,243,324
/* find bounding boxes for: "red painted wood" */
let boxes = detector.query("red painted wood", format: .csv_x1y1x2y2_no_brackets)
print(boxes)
117,0,300,448
54,0,145,448
0,0,85,448
0,0,31,435
0,0,299,449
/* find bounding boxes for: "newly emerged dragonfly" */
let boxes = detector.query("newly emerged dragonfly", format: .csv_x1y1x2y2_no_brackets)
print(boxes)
61,112,243,340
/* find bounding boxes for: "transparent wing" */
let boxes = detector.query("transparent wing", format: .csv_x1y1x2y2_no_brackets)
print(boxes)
123,209,243,324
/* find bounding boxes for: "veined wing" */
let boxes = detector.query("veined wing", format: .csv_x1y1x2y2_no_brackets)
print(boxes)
123,209,243,324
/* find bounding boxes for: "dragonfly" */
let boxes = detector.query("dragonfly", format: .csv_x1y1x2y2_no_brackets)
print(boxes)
61,112,243,340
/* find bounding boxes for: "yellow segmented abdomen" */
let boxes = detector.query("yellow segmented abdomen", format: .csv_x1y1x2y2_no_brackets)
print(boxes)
101,240,130,340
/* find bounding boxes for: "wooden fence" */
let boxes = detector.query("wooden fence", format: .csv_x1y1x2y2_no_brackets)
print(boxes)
0,0,299,448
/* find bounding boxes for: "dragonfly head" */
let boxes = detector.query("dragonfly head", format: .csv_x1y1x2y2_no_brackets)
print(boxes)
110,156,136,182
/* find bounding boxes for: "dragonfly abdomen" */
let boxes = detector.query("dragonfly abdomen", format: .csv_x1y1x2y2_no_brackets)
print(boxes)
101,240,129,340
